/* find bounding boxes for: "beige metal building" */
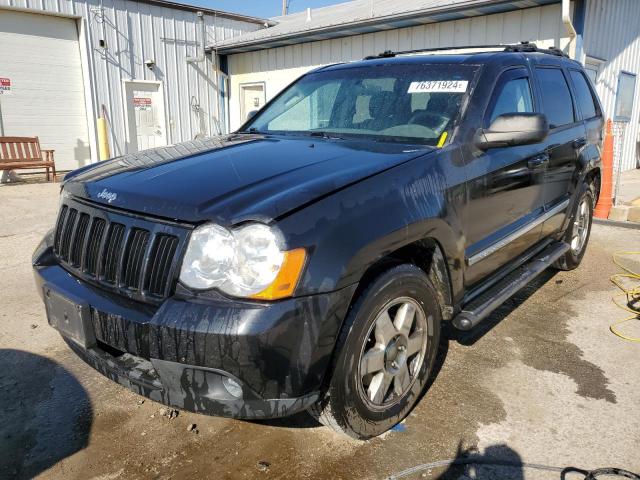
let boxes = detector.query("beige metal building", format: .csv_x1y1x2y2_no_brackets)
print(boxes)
217,0,640,173
0,0,267,170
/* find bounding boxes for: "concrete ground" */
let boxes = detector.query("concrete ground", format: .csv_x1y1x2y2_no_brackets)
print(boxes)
616,168,640,205
1,181,639,480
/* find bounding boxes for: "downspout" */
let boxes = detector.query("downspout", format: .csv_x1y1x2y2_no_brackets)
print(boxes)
187,11,206,63
562,0,578,59
186,11,219,136
211,14,223,135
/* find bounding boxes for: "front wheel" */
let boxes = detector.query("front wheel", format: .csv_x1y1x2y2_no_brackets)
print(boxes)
309,264,441,439
555,181,594,271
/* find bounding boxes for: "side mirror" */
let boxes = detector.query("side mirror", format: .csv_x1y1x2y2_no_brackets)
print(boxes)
246,110,259,121
476,113,549,150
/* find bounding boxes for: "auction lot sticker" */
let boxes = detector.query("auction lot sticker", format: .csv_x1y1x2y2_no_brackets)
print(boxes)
0,78,11,95
408,80,468,93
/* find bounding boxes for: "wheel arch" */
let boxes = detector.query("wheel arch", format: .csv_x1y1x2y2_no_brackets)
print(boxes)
584,166,601,203
349,237,455,322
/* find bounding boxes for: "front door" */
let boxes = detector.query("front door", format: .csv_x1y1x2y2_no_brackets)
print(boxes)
124,81,167,153
463,67,548,287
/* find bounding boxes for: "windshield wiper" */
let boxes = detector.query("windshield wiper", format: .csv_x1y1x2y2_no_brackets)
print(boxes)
308,131,343,140
236,127,263,134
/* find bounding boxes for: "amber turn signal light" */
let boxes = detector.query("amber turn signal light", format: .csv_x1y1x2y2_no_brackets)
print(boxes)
250,248,307,300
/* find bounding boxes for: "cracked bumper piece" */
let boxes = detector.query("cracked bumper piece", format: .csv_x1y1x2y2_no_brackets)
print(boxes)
33,244,356,419
63,338,320,418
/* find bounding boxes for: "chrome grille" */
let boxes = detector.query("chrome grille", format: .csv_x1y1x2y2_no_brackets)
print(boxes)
52,198,189,302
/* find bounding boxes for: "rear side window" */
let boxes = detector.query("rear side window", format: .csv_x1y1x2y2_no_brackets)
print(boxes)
535,68,575,128
488,78,534,124
570,70,598,119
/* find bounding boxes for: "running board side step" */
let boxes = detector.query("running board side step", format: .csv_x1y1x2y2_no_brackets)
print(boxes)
452,242,570,331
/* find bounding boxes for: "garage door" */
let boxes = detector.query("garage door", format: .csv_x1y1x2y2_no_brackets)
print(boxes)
0,9,91,172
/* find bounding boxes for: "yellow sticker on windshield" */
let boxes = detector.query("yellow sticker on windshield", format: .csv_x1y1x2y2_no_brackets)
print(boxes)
437,131,448,148
408,80,468,93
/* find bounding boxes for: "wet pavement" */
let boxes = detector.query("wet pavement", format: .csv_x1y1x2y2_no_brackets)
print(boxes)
1,181,639,480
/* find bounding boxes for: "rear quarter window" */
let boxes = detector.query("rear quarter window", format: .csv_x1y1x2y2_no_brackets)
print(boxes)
570,70,599,120
535,68,575,128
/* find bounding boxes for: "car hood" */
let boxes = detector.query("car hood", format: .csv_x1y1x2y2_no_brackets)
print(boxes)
63,134,432,224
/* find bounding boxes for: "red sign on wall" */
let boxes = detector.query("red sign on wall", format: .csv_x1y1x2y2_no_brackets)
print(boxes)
0,78,11,95
133,97,152,110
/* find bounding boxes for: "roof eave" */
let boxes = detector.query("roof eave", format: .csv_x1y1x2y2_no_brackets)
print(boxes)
210,0,560,54
137,0,273,25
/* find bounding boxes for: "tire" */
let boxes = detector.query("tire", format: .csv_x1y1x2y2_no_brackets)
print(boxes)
554,181,594,271
309,264,441,439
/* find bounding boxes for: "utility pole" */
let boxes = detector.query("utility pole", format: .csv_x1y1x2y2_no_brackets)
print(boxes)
282,0,288,16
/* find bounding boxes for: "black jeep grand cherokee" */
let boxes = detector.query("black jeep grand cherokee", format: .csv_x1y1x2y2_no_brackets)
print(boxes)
33,44,603,439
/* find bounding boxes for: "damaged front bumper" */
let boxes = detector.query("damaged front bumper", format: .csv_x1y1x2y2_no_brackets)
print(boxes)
33,232,355,419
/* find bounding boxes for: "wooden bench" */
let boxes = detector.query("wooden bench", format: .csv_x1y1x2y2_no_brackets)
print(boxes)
0,136,57,181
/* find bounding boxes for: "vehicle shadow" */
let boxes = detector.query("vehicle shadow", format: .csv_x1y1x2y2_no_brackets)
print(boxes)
449,269,558,346
0,349,92,479
253,410,322,429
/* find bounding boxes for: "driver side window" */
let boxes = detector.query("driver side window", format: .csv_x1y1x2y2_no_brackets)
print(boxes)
487,76,534,125
268,81,341,131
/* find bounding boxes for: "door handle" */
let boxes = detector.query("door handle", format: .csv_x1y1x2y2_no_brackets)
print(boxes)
573,138,587,149
528,154,549,169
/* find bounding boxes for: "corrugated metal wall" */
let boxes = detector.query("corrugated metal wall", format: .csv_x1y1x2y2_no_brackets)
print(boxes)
227,4,570,130
0,0,260,160
583,0,640,172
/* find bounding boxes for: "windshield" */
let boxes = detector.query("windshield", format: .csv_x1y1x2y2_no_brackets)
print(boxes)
243,63,478,146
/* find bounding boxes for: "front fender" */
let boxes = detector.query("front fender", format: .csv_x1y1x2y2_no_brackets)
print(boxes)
277,147,467,302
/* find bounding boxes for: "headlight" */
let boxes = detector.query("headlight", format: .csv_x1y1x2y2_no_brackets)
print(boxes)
179,224,235,290
179,223,306,300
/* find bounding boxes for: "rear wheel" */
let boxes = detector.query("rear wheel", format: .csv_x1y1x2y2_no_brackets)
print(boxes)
555,181,594,271
309,264,441,439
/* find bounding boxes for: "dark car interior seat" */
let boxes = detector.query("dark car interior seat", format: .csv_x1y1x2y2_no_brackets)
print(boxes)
408,93,454,133
360,91,395,131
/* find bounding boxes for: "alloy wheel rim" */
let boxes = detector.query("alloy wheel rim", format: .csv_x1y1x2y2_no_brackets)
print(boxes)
571,198,590,254
357,297,429,408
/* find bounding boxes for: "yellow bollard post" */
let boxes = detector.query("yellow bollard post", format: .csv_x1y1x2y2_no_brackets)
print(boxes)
97,116,111,160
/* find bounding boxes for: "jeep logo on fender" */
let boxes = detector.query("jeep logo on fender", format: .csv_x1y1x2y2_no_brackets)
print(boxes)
97,188,117,203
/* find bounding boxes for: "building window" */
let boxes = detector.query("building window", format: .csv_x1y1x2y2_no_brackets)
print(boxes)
614,71,637,122
584,56,604,86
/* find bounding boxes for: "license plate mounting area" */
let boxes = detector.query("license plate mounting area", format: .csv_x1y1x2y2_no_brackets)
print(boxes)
43,285,96,348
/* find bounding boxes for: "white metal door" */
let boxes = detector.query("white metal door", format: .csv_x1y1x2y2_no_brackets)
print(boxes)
0,10,91,170
124,81,167,152
240,83,265,123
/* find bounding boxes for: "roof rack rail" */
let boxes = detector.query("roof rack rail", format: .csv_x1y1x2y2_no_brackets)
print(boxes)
363,41,570,60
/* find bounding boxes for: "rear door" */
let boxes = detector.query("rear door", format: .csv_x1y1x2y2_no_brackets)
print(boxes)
463,67,548,286
533,66,586,236
568,67,605,172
